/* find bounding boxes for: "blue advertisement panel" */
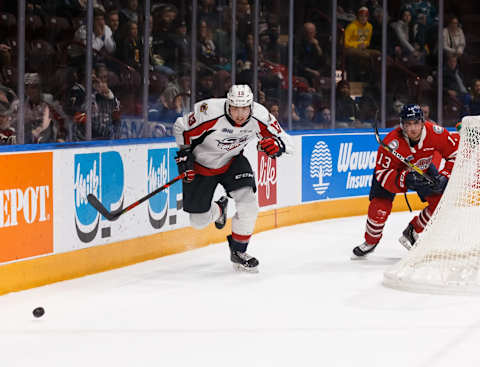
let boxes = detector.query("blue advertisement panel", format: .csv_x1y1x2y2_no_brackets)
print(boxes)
74,151,124,242
146,147,183,230
302,132,387,202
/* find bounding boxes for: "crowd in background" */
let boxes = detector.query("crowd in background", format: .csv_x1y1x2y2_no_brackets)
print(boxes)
0,0,479,145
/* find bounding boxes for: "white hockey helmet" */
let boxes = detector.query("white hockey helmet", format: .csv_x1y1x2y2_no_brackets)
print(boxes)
226,84,253,112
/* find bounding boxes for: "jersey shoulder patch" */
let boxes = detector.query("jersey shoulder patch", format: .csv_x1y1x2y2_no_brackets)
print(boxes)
388,139,399,150
195,98,225,117
432,124,444,134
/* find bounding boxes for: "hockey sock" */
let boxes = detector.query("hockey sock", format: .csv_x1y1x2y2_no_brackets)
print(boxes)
411,207,432,233
411,195,441,233
365,197,392,244
230,233,251,252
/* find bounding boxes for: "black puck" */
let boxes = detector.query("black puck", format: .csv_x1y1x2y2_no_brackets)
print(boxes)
33,307,45,318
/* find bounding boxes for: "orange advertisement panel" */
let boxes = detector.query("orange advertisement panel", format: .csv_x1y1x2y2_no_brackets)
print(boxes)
0,152,53,263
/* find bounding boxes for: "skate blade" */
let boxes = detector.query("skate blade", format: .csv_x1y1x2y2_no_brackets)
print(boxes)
398,237,413,250
232,263,259,273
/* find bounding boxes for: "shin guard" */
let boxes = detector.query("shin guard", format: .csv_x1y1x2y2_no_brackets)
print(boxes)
365,197,393,244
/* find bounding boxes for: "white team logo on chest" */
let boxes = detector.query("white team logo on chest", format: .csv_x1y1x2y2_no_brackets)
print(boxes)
415,156,433,170
216,135,251,151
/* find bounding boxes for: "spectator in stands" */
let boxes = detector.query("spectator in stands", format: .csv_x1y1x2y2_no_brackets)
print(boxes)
369,7,384,51
91,63,121,140
444,54,468,100
23,73,61,143
157,91,184,123
295,104,320,130
236,0,252,43
197,19,226,69
365,0,383,15
116,20,142,71
335,80,360,128
295,22,325,90
196,68,215,101
344,7,381,82
157,73,191,119
317,106,331,128
388,97,405,123
237,33,255,70
213,10,233,69
304,104,316,122
106,9,121,42
151,4,177,74
463,79,480,116
198,0,220,30
443,15,465,59
267,100,280,121
357,84,379,122
64,67,87,140
68,64,121,140
171,19,191,74
261,21,287,65
291,103,301,125
74,7,116,56
0,83,17,107
213,70,232,98
119,0,139,25
420,103,435,123
151,3,177,28
403,0,437,25
412,10,431,56
391,9,425,66
0,43,12,68
0,102,15,145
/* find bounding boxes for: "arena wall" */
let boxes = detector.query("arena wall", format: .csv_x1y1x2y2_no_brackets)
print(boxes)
0,129,425,295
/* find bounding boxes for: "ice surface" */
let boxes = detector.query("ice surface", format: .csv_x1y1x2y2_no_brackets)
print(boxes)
1,211,480,367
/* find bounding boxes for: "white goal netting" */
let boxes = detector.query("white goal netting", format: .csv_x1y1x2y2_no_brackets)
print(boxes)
384,116,480,294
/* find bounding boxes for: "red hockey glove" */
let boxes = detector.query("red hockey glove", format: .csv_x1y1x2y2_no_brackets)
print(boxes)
396,168,410,191
175,148,196,183
257,137,286,158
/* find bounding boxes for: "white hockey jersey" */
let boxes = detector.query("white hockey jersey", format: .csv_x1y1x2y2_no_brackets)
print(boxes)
173,98,293,175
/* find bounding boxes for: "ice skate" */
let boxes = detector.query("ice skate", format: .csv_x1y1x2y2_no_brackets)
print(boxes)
398,223,418,250
227,235,259,272
214,196,228,229
352,241,377,258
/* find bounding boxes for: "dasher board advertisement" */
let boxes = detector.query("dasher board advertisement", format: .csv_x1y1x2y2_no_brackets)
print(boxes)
0,152,53,262
301,132,386,202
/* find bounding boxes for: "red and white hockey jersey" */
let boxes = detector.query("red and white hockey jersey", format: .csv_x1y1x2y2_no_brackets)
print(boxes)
173,98,293,175
375,121,458,193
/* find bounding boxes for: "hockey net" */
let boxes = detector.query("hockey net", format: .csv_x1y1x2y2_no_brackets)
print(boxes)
384,116,480,294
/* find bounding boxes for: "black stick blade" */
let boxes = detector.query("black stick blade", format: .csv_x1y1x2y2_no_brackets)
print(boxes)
87,194,116,221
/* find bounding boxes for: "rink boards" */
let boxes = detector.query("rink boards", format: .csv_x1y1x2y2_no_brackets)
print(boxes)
0,130,425,294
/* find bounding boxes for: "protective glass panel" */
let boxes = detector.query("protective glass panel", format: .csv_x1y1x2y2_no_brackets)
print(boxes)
0,3,18,145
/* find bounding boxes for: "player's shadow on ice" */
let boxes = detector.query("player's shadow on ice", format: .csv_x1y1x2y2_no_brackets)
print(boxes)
350,255,401,265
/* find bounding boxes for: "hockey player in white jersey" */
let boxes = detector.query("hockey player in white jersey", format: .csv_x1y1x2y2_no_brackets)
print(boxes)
173,84,292,272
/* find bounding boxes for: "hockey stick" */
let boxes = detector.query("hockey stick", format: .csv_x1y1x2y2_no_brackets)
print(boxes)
87,172,186,221
373,121,435,185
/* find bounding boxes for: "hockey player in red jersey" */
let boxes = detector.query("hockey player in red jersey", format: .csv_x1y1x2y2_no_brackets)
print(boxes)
173,85,292,271
353,104,458,257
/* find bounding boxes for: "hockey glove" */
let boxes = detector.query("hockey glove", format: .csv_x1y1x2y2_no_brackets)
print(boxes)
405,164,448,197
405,170,431,193
424,165,448,194
430,174,448,194
175,147,195,183
257,137,286,158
